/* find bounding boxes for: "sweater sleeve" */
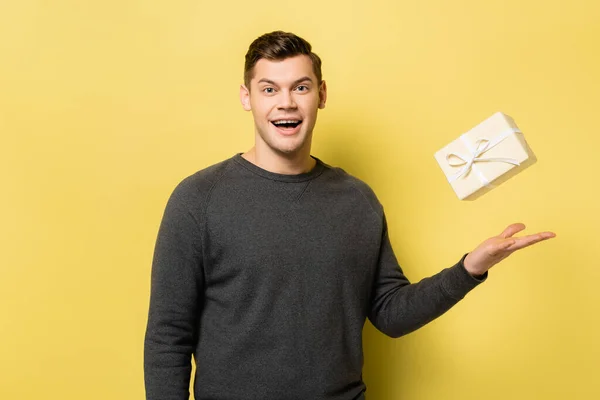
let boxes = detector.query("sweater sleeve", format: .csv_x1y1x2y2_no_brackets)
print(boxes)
144,182,204,399
368,213,486,338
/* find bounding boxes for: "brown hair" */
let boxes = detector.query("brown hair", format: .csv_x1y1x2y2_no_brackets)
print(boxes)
244,31,323,89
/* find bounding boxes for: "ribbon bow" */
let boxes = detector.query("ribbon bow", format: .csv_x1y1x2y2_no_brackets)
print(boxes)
447,127,522,185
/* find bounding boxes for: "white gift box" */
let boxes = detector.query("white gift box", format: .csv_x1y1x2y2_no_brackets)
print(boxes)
434,112,537,200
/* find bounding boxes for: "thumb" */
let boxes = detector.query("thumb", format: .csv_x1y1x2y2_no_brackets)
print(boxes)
500,223,526,238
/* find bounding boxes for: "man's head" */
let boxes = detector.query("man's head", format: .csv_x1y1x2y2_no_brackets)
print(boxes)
240,31,327,161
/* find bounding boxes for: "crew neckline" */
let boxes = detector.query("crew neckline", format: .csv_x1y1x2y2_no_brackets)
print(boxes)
232,153,326,183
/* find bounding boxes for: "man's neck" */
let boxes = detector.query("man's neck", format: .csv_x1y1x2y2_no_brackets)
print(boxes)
242,147,316,175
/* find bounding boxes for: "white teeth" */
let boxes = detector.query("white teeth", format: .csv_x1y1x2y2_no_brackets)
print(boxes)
273,120,300,124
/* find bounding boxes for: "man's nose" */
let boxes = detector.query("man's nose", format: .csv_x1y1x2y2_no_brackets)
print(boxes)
278,91,297,109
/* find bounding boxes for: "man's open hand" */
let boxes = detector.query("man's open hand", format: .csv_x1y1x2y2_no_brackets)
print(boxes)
463,223,556,277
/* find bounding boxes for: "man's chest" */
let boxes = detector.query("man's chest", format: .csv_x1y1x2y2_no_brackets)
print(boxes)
202,190,382,295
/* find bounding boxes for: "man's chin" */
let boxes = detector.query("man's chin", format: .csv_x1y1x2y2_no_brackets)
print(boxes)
274,146,303,156
257,130,311,157
271,140,308,157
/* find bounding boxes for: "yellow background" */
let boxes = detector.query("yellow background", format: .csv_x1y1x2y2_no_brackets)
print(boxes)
1,0,598,399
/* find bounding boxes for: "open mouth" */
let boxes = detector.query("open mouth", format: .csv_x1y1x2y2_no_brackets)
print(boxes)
271,119,302,129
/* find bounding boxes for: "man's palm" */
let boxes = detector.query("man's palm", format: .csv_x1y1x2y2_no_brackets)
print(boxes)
464,223,556,276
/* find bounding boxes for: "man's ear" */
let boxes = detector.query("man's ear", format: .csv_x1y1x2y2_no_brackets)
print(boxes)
240,84,252,111
318,80,327,109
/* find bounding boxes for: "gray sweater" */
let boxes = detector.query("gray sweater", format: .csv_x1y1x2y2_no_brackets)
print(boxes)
144,154,486,400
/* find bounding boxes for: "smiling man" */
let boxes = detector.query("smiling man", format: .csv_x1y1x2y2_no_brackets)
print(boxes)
143,31,555,400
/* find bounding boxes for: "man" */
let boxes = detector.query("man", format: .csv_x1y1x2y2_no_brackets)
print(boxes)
144,31,555,400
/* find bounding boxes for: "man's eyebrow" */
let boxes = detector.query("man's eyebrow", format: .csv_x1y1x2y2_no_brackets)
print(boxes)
257,76,314,86
291,76,314,86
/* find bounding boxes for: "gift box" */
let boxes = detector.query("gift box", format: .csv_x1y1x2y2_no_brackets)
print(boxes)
434,112,537,200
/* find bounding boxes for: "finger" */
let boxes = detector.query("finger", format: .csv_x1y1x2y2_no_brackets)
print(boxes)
500,223,526,238
508,231,556,251
490,238,516,256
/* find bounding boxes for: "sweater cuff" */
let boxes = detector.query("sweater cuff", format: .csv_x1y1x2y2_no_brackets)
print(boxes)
441,253,487,300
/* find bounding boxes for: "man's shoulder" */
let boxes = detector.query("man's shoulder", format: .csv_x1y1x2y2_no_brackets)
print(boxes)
186,156,234,185
320,160,383,216
169,156,236,204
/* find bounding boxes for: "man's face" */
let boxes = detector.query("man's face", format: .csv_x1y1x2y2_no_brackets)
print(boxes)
240,55,327,158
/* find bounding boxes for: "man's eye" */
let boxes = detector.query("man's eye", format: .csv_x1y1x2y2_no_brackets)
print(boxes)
296,85,308,92
263,87,275,94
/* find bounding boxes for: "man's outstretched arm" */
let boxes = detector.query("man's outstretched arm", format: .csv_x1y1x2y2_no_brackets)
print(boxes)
368,217,555,338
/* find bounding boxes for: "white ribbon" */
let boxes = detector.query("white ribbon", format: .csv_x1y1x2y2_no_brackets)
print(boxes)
447,127,522,186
